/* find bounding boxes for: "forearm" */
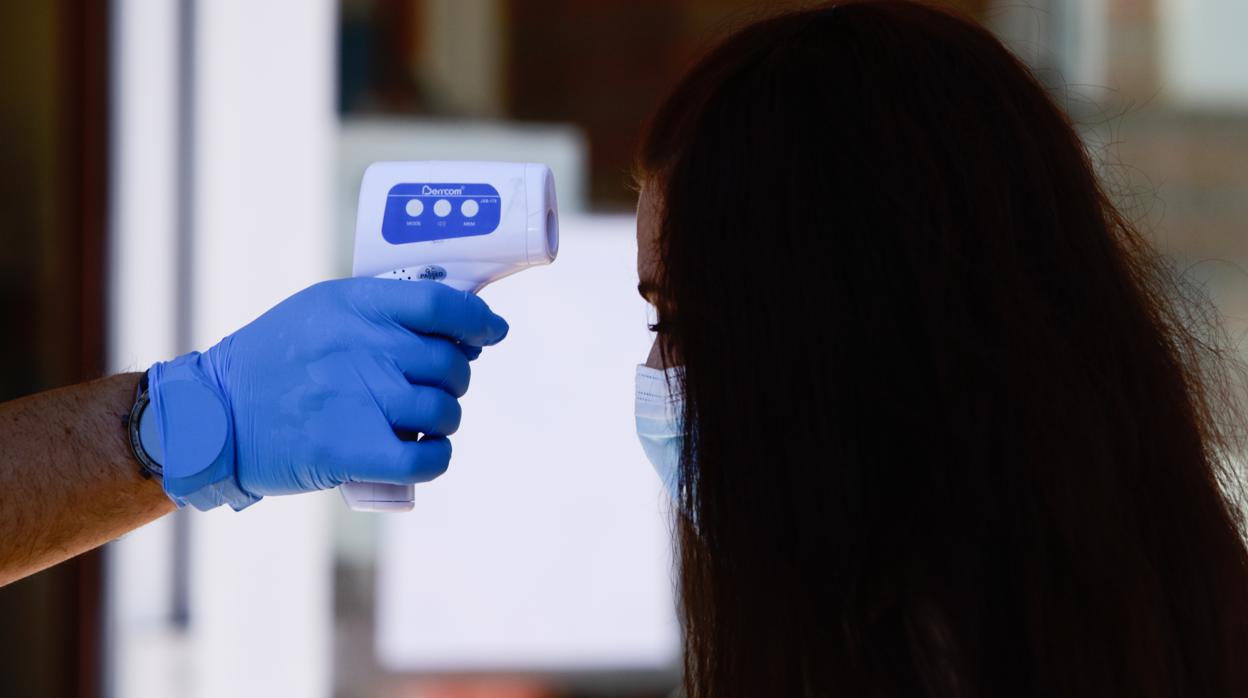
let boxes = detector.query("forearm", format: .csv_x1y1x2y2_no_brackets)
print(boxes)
0,373,175,586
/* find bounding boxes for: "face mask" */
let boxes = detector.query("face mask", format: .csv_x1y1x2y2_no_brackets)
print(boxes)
635,364,684,502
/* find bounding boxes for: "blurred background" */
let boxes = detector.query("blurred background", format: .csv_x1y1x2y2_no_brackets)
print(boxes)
1,0,1247,697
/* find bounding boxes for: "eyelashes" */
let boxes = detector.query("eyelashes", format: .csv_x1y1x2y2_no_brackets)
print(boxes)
648,320,669,334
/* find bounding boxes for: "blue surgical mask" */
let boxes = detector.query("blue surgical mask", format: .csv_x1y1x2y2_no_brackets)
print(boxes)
635,364,684,502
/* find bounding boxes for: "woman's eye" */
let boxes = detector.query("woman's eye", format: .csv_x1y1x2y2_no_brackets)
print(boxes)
647,321,668,334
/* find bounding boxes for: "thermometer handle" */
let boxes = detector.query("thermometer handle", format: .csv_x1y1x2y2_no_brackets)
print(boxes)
340,276,478,512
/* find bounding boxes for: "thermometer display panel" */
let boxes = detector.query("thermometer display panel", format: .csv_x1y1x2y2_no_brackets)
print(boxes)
382,182,502,244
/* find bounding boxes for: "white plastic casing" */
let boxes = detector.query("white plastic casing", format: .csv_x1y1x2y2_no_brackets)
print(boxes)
351,160,558,292
341,161,559,512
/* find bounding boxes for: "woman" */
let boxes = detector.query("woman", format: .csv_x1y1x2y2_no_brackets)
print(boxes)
632,2,1248,696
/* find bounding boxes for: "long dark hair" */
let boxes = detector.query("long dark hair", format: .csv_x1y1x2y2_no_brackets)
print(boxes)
637,2,1248,696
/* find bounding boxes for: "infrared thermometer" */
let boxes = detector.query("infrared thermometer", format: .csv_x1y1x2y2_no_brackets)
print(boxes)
342,160,559,512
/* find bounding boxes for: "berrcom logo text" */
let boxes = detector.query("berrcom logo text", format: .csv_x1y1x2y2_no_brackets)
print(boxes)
422,185,464,196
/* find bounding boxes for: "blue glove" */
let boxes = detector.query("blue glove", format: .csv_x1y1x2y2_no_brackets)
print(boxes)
145,278,509,510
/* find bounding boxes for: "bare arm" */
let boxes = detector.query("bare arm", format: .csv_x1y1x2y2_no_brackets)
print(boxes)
0,373,175,586
0,279,511,587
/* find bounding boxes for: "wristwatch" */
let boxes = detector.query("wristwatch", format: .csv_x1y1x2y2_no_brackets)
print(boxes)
124,372,165,480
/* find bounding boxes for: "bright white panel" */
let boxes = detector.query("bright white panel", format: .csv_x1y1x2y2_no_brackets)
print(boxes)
1160,0,1248,106
375,215,681,674
107,0,178,373
105,2,182,696
188,1,336,697
192,1,336,339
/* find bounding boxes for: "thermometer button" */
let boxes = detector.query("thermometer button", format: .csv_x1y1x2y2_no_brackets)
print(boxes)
404,199,424,217
433,199,452,217
461,199,480,217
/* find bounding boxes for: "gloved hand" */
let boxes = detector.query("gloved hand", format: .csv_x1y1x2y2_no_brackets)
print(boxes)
146,278,509,510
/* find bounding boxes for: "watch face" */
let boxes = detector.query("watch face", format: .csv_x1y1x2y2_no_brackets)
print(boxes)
136,397,165,466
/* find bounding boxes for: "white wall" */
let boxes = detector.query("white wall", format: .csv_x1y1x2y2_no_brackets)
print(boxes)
1160,0,1248,107
375,216,681,680
106,2,184,695
106,1,337,696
